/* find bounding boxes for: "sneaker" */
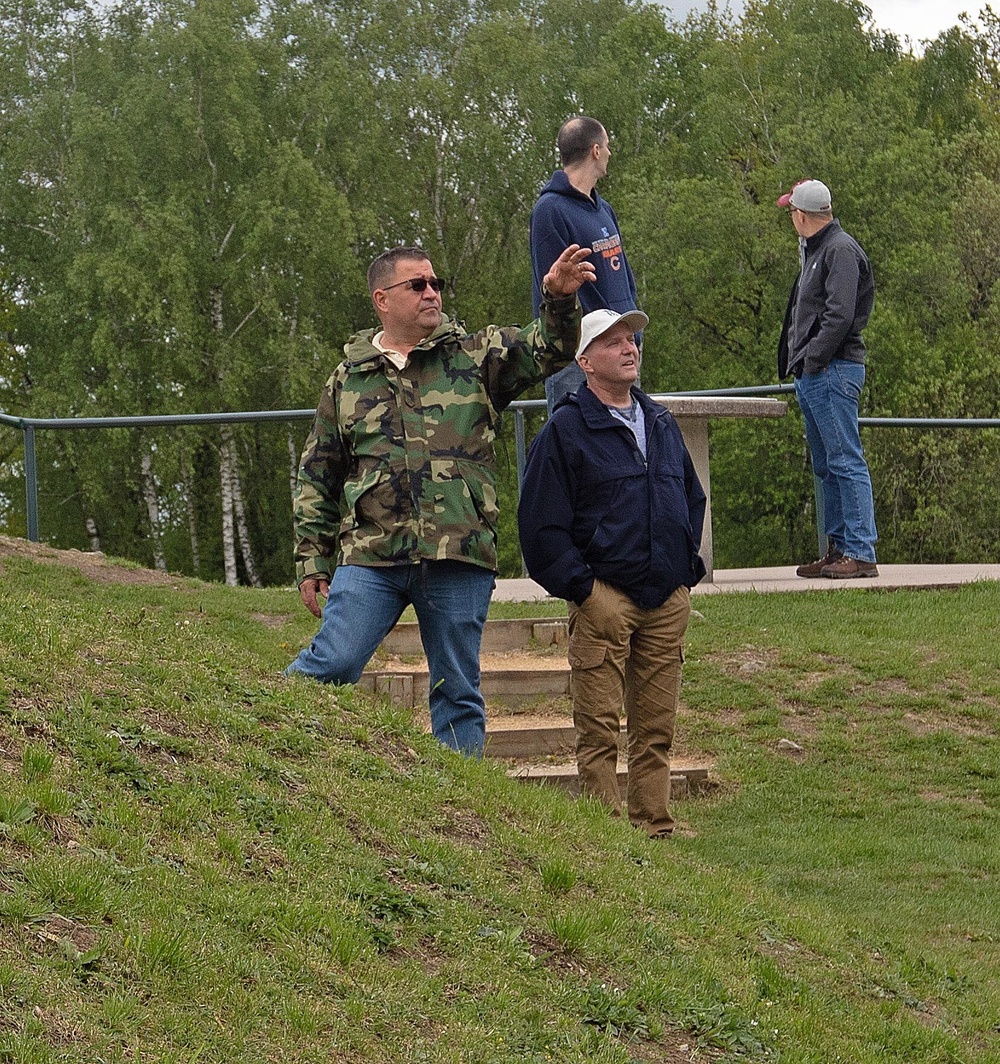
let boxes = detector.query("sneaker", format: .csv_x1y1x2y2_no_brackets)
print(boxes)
820,556,879,579
796,545,843,578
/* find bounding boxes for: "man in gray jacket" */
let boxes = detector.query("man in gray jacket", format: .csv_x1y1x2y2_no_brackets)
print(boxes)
777,179,878,578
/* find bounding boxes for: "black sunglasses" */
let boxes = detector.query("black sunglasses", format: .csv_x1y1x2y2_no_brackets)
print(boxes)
382,276,446,293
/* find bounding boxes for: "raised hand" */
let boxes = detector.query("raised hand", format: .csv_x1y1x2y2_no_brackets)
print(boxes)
542,244,597,297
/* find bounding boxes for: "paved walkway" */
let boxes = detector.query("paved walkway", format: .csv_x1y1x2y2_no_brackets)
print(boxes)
493,564,1000,602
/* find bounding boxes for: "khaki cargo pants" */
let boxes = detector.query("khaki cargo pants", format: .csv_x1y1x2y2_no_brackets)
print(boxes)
568,580,691,838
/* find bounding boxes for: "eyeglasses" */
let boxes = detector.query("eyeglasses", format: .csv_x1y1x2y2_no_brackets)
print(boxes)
381,276,446,294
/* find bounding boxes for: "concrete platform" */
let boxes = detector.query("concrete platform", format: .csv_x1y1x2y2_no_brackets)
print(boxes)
493,565,1000,602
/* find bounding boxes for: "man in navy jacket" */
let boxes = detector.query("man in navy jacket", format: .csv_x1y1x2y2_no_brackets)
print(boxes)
517,309,706,838
530,116,640,414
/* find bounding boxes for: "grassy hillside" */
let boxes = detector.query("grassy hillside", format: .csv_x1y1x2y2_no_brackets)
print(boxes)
1,539,999,1063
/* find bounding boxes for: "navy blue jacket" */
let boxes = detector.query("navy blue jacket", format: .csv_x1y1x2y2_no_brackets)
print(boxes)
530,170,638,318
517,385,707,608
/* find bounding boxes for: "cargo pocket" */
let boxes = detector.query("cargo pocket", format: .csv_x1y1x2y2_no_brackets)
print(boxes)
568,639,609,671
567,638,621,724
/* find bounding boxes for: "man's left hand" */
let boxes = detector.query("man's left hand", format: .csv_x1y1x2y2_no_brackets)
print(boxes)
543,244,596,297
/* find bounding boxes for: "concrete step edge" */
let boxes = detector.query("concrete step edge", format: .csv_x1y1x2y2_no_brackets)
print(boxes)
380,617,569,657
508,761,714,799
358,669,570,706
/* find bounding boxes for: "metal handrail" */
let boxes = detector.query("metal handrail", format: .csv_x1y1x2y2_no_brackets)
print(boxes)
0,409,313,430
3,388,1000,547
0,408,319,542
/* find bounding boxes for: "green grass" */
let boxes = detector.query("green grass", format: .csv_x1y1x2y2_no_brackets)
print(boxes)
1,551,999,1062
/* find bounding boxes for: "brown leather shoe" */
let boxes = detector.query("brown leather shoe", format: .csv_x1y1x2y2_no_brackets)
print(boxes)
796,546,843,578
820,556,879,579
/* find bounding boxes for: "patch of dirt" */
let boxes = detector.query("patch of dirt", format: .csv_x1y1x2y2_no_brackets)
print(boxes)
487,710,573,730
628,1035,726,1062
398,935,448,977
435,804,492,845
24,1004,88,1047
354,728,421,775
33,914,100,956
701,645,781,678
249,612,294,628
0,735,22,771
523,928,591,977
0,534,185,588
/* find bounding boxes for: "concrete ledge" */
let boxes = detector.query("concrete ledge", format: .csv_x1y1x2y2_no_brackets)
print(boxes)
659,396,787,419
381,617,568,656
699,564,1000,595
359,666,571,707
508,762,712,799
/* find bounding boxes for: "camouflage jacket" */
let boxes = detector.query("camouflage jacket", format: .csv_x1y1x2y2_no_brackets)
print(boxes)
292,294,580,583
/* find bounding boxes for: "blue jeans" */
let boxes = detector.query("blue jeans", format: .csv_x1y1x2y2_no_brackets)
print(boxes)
286,561,495,756
795,360,878,562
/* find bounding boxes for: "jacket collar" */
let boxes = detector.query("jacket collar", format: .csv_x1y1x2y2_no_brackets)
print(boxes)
560,382,665,428
804,217,842,252
343,316,466,368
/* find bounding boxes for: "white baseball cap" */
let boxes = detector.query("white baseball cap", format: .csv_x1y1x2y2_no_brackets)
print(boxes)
576,308,649,359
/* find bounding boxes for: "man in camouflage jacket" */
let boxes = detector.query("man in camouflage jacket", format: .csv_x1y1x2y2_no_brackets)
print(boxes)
286,243,595,756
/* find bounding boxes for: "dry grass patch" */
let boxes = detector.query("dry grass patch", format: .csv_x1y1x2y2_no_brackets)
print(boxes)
0,534,186,588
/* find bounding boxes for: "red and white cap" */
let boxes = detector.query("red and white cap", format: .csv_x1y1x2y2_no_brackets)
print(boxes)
777,179,832,212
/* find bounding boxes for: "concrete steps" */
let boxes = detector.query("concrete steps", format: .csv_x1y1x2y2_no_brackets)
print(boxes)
358,664,571,708
508,762,711,801
363,618,714,798
379,617,570,656
485,719,712,799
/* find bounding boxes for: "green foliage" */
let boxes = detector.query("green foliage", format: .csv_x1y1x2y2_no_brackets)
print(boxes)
2,0,1000,577
579,981,650,1039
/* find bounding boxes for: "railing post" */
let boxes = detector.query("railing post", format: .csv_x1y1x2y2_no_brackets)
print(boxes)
24,424,40,542
514,407,526,488
514,407,527,578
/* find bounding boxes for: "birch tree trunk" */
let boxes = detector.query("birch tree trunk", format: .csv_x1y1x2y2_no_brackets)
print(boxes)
229,434,261,588
219,430,238,586
287,429,299,505
182,464,201,577
85,516,101,553
218,423,260,587
140,450,167,571
210,282,241,586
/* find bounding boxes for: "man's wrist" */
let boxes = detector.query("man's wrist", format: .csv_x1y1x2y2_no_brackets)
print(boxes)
296,557,333,585
541,284,577,306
